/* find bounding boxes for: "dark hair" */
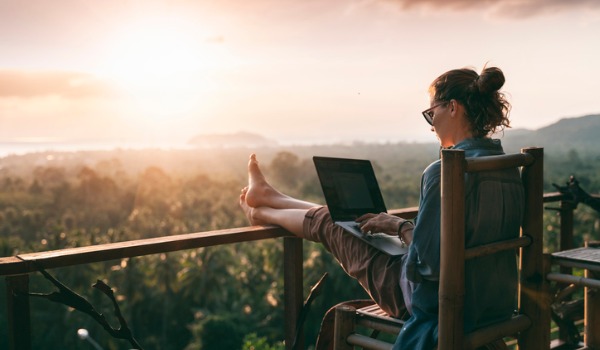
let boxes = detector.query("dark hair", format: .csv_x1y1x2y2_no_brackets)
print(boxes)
429,66,511,138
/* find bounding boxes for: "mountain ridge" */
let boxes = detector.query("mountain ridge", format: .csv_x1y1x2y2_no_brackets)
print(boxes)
501,114,600,154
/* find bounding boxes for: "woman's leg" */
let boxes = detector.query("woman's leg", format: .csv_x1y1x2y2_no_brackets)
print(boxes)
304,206,406,317
240,154,319,235
239,154,406,317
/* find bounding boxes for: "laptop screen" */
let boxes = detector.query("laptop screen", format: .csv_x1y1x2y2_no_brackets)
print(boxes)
313,156,387,221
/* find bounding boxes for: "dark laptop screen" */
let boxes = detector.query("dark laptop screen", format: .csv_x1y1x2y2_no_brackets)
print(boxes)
313,156,387,221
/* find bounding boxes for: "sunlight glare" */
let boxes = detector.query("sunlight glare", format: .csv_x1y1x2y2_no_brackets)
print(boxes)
99,16,220,120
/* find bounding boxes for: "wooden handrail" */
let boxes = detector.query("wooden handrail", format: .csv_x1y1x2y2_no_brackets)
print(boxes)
0,207,418,276
0,226,302,350
1,226,293,276
465,152,534,172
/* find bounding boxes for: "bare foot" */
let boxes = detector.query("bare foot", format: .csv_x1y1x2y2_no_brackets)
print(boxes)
243,153,318,212
245,154,286,208
239,186,267,225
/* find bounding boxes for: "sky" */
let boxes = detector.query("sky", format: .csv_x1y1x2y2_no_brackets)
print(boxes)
0,0,599,149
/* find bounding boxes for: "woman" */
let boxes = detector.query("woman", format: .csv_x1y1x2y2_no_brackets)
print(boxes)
239,66,524,349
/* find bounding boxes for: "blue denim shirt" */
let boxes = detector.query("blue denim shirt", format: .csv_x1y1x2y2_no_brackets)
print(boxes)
394,138,524,349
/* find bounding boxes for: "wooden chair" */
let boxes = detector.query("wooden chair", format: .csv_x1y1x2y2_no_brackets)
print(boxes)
331,147,550,350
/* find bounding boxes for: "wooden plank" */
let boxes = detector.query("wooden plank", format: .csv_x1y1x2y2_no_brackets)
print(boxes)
356,304,401,324
465,152,534,172
346,334,393,350
585,269,600,348
547,273,600,289
0,257,28,277
542,191,600,204
0,225,292,275
388,207,419,220
544,192,568,203
552,247,600,267
333,305,356,350
284,237,303,350
557,199,577,346
439,149,466,350
464,315,531,350
518,147,550,350
355,318,403,336
465,236,532,260
559,201,576,254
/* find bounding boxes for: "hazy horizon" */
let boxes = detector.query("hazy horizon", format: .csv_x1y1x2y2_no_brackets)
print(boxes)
1,1,600,150
1,111,598,158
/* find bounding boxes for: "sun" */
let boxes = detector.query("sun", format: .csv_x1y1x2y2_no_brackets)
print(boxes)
98,15,220,120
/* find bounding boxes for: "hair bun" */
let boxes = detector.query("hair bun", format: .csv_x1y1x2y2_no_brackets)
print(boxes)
476,67,505,95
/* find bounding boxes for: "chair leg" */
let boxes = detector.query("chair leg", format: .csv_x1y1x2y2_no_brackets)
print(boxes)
316,300,375,350
333,304,357,350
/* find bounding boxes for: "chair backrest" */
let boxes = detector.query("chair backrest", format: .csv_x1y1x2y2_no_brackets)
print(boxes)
438,147,550,349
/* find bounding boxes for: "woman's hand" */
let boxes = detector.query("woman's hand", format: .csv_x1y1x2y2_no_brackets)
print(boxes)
355,212,401,236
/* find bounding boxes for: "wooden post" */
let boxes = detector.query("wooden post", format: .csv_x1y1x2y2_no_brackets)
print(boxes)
518,147,550,350
584,268,600,348
439,149,466,350
558,200,576,343
333,305,355,350
585,241,600,348
6,274,31,350
284,236,304,350
559,200,575,253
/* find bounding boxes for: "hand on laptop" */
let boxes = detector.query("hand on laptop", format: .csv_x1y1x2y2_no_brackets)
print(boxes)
356,213,401,236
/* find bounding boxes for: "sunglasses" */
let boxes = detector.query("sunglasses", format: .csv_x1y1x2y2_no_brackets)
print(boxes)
422,101,447,126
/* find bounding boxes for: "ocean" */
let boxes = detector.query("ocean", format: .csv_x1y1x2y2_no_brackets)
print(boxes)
0,141,191,158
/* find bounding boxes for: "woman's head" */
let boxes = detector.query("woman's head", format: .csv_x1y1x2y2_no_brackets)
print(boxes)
428,66,511,138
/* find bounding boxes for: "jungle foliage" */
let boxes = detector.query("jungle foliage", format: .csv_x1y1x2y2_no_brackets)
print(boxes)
0,142,598,349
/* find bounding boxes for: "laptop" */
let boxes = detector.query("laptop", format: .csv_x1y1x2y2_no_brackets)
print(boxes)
313,156,408,256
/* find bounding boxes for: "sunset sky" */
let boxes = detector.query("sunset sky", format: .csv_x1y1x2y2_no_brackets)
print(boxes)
1,0,599,149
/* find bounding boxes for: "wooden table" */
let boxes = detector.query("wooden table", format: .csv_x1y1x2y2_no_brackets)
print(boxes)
549,247,600,348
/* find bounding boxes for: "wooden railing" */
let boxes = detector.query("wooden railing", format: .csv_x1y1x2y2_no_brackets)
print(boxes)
0,192,594,350
1,225,303,350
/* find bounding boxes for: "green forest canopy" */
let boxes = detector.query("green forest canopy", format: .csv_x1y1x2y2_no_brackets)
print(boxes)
0,141,598,349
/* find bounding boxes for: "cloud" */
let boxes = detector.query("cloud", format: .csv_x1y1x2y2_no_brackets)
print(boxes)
382,0,600,18
0,70,116,99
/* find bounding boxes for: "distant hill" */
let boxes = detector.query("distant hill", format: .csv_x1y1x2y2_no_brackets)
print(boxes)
186,116,600,154
188,131,278,148
502,114,600,155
